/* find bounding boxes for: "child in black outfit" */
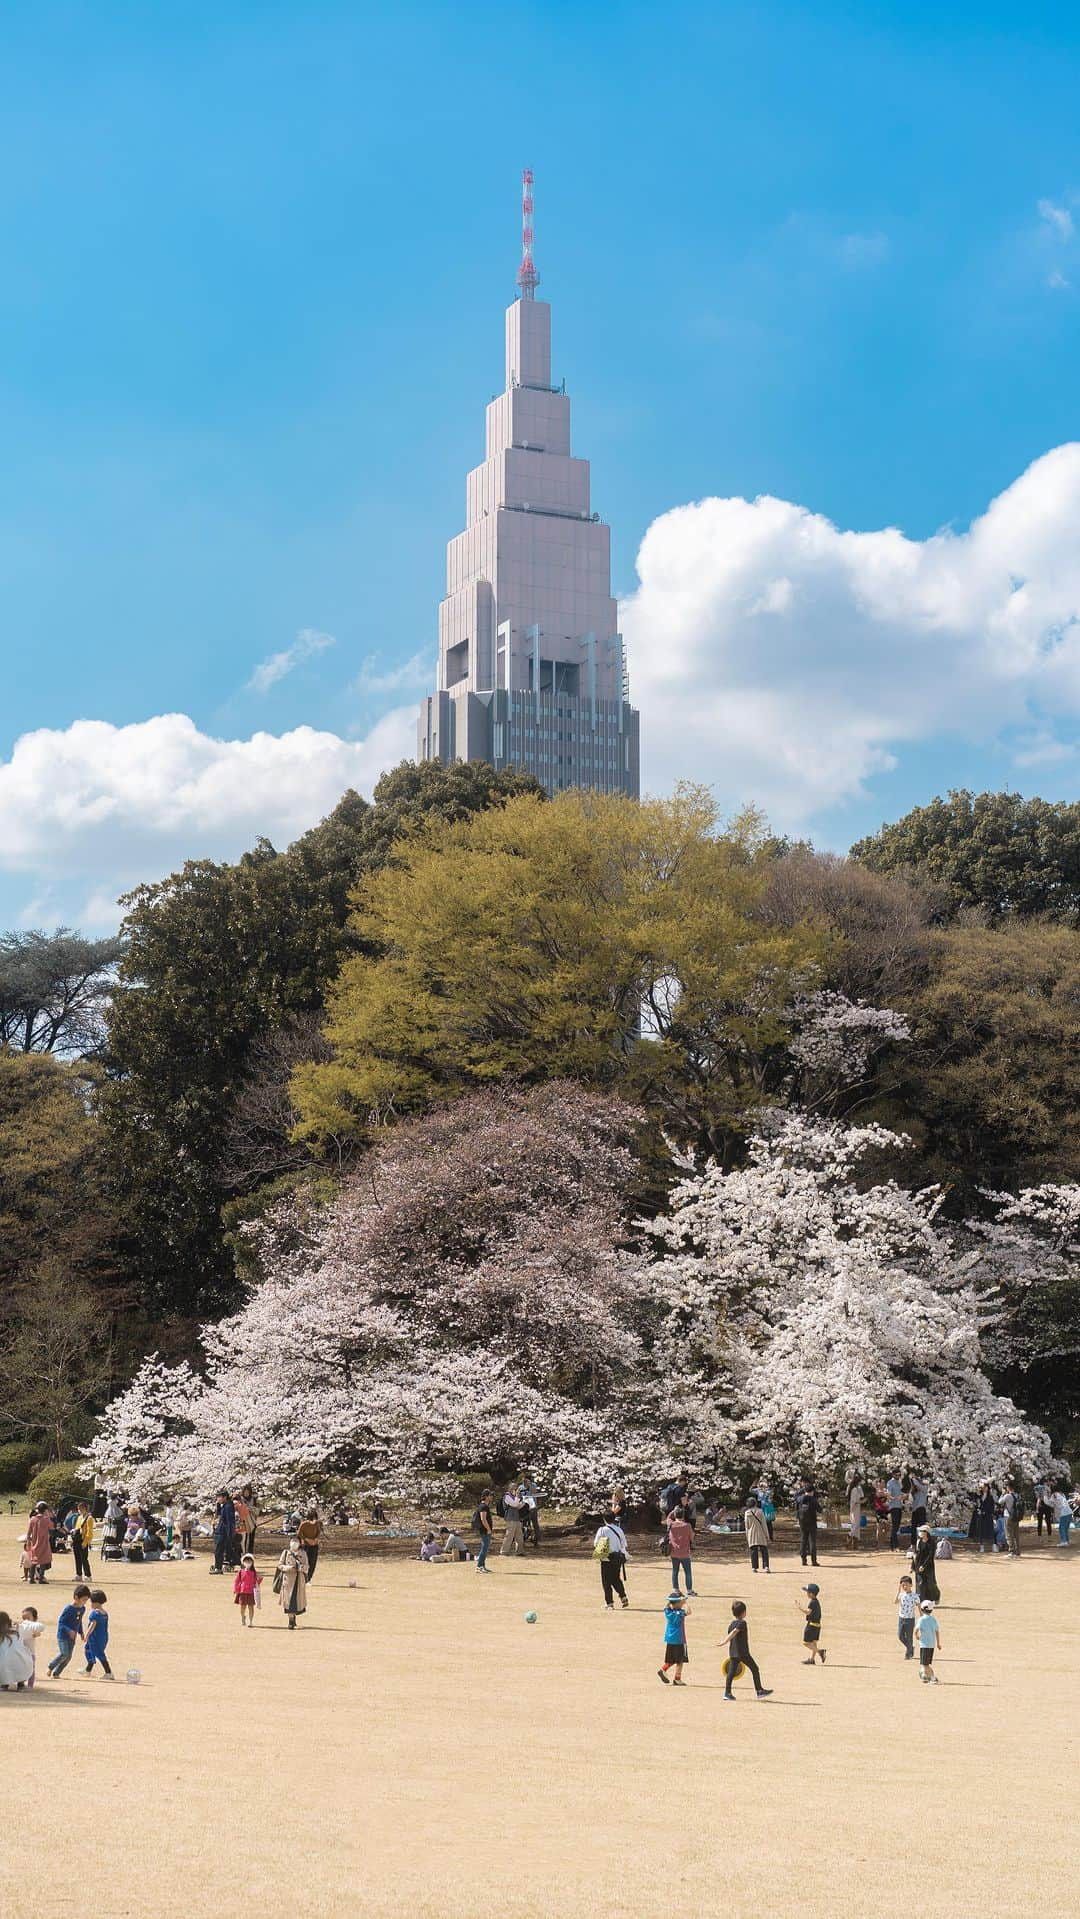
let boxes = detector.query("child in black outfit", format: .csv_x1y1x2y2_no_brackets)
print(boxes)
722,1600,772,1700
798,1582,826,1664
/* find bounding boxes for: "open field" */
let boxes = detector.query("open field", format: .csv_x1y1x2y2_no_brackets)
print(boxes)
3,1515,1076,1919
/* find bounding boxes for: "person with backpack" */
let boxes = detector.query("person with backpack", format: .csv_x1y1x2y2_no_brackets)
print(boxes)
593,1515,629,1609
472,1491,495,1573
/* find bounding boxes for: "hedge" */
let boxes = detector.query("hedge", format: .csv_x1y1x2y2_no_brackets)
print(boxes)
25,1460,94,1510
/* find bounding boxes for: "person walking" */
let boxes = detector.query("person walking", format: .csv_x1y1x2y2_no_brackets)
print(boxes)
520,1473,541,1547
795,1481,820,1568
237,1484,258,1556
895,1575,917,1660
916,1600,942,1684
722,1600,772,1701
70,1502,94,1582
973,1483,997,1553
211,1490,236,1575
886,1470,904,1551
233,1555,262,1625
500,1485,525,1556
846,1473,865,1549
472,1491,495,1573
665,1503,696,1596
913,1526,940,1603
1052,1486,1073,1546
657,1592,690,1684
798,1583,826,1664
25,1503,54,1585
593,1516,630,1610
276,1538,308,1629
297,1511,322,1581
999,1481,1021,1558
743,1496,771,1574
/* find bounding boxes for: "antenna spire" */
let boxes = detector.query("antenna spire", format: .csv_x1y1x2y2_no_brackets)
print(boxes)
516,167,540,300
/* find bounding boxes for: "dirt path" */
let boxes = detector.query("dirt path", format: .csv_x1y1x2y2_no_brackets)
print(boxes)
3,1517,1075,1918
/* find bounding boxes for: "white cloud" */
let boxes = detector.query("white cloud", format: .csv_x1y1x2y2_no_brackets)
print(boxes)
0,709,416,904
835,231,890,269
246,627,336,694
621,444,1080,828
1047,268,1070,291
1038,198,1074,241
352,649,432,696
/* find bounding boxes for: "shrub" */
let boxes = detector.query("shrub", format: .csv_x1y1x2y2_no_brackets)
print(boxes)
0,1441,41,1492
26,1460,94,1510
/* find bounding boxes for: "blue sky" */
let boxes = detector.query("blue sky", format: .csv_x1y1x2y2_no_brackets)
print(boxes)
1,1,1079,926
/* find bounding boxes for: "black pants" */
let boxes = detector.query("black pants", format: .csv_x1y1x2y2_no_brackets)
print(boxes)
72,1538,92,1580
726,1652,762,1695
890,1509,902,1549
749,1544,770,1571
911,1506,927,1536
214,1534,233,1571
1037,1504,1053,1537
305,1544,319,1581
181,1529,192,1551
799,1523,818,1565
600,1553,626,1605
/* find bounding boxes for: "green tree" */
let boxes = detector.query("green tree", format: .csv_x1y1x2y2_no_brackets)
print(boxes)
0,927,124,1055
895,920,1080,1197
292,787,828,1161
0,1050,115,1288
102,763,542,1317
850,789,1080,922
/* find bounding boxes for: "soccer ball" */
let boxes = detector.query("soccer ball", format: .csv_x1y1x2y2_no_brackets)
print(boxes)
125,1668,142,1685
348,1579,357,1589
524,1610,538,1625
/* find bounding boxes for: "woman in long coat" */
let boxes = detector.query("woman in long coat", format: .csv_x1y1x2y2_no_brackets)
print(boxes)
24,1505,53,1583
913,1525,940,1603
276,1538,308,1630
972,1482,997,1552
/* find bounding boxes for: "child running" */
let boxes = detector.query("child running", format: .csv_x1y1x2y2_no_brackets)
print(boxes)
47,1586,90,1677
19,1607,44,1688
917,1599,942,1683
658,1591,690,1684
722,1600,772,1701
233,1554,262,1625
83,1590,113,1679
798,1582,826,1664
896,1574,917,1660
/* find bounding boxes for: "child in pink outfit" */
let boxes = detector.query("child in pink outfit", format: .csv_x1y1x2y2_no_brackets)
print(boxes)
233,1555,262,1626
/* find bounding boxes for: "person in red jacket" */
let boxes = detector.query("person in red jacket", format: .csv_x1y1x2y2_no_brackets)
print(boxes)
665,1503,697,1597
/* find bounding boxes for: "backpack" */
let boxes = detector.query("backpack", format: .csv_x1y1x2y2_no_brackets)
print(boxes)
1013,1489,1026,1523
593,1533,611,1560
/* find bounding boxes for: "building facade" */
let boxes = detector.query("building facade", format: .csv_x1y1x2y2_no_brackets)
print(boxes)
417,256,639,797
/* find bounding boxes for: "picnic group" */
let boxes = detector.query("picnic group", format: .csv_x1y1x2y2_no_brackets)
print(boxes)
2,1464,1076,1696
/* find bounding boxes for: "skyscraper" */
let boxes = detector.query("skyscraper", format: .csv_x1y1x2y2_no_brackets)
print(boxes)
416,174,640,798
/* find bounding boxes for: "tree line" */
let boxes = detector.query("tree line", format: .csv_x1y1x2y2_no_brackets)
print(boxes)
2,774,1079,1483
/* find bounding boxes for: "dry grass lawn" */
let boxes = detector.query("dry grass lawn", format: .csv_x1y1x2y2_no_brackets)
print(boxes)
2,1515,1075,1919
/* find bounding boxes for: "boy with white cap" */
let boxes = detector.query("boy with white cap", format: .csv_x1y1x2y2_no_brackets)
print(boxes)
917,1600,942,1682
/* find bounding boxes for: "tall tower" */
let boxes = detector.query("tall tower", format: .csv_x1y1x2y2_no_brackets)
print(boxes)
417,172,640,798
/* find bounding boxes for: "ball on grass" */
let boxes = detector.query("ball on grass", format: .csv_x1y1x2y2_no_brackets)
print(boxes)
125,1668,142,1685
524,1610,538,1624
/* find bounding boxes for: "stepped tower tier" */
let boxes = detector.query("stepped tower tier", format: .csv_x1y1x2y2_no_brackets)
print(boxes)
417,178,640,798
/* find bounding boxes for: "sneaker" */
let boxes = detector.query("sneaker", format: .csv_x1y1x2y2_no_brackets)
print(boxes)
819,1649,827,1663
686,1590,698,1597
672,1678,685,1686
756,1689,773,1698
722,1693,735,1702
102,1673,115,1681
620,1598,629,1609
802,1657,815,1665
657,1669,669,1684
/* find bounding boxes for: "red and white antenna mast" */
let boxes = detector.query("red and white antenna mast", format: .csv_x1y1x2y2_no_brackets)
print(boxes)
516,167,540,299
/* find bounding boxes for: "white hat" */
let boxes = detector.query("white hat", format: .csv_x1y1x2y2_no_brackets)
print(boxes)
919,1599,935,1611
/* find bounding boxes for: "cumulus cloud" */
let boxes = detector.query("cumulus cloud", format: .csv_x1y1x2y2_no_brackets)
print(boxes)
0,708,416,910
621,444,1080,827
246,627,336,694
